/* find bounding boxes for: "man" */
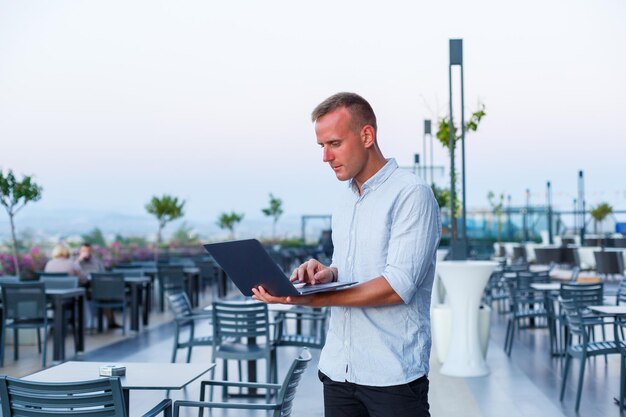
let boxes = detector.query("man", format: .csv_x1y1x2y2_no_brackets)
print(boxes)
75,243,104,276
75,243,120,329
252,92,441,417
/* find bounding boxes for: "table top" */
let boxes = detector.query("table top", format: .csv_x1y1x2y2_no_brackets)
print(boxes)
530,283,561,291
46,287,86,297
588,305,626,315
24,361,214,390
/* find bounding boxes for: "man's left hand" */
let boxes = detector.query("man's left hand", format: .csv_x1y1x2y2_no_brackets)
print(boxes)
251,285,311,306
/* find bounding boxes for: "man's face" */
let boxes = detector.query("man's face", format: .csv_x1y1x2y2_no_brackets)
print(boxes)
79,246,92,260
315,107,369,183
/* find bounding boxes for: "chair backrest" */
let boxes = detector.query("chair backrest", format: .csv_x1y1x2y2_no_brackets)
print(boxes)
560,282,603,307
617,280,626,305
90,273,126,302
37,271,72,279
614,316,626,356
157,265,185,291
112,268,145,277
1,282,47,321
114,264,143,269
0,375,127,417
274,349,312,417
196,260,217,281
212,301,270,345
594,250,624,275
167,291,194,320
512,246,527,263
40,276,79,290
559,297,588,342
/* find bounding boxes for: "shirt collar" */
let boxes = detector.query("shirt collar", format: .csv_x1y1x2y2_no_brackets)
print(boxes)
349,158,398,195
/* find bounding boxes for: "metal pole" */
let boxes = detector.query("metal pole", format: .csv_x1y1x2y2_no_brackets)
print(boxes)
578,170,586,245
448,57,457,243
547,181,553,244
523,189,530,242
460,50,467,249
507,194,512,241
573,198,578,231
425,120,433,184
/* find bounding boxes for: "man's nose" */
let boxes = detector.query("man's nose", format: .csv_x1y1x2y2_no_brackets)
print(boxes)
322,146,333,162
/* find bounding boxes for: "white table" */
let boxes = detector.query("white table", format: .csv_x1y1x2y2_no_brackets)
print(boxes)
437,261,498,377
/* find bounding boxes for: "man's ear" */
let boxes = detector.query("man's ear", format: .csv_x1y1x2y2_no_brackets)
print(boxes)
361,125,376,148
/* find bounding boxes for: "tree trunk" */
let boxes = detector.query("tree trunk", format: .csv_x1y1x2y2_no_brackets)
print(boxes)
155,224,163,263
272,220,277,240
9,214,20,278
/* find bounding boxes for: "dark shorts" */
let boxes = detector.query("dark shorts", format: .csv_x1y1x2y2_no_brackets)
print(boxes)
318,371,430,417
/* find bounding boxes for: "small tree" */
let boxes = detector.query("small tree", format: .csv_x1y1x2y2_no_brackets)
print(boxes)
145,195,185,261
487,191,505,242
81,227,107,247
0,170,43,278
435,104,486,232
170,221,200,246
217,211,244,239
261,193,284,240
590,202,613,234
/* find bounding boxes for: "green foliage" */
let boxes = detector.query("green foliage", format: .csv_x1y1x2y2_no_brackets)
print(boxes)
590,202,613,222
145,195,185,228
145,194,185,260
0,169,43,277
261,193,284,239
170,221,200,246
431,184,450,208
81,227,106,246
114,234,148,246
217,211,244,238
435,104,486,150
590,202,613,234
487,191,505,242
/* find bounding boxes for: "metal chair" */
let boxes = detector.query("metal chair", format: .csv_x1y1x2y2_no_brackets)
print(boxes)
274,306,328,349
594,250,624,279
613,316,626,410
617,279,626,305
559,297,619,412
90,272,128,334
157,265,186,312
211,300,277,400
0,375,172,417
196,260,218,300
504,271,549,356
174,349,311,417
40,275,79,290
167,291,213,363
0,282,49,367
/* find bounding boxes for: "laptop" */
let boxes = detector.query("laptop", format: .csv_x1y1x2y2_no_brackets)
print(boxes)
203,239,355,297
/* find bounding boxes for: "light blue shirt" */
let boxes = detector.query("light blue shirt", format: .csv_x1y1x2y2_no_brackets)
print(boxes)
318,158,441,386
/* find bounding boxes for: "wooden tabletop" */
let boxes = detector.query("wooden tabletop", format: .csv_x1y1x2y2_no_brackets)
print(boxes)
24,361,214,390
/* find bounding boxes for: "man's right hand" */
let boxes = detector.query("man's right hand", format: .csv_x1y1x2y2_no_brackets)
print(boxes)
290,259,335,285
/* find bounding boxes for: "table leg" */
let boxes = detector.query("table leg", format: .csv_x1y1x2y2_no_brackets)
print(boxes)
76,295,85,353
123,388,130,416
143,282,151,326
52,297,64,362
130,284,140,332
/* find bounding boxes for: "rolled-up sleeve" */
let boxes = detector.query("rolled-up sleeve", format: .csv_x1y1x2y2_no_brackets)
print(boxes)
382,184,441,303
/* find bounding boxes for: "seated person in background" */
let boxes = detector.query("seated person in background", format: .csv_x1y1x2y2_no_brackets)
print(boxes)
44,244,87,285
74,242,120,329
74,243,104,275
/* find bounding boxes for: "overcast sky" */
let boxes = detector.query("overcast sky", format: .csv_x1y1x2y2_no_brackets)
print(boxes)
1,0,625,229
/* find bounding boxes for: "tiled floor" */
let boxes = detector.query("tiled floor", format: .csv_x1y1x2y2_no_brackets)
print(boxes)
1,296,624,417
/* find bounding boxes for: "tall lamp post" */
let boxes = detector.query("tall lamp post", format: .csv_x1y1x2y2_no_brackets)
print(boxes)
578,170,586,244
424,120,432,183
546,181,553,244
448,38,468,260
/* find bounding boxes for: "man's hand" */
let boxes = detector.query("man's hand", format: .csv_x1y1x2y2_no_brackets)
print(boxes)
290,259,335,285
251,285,312,306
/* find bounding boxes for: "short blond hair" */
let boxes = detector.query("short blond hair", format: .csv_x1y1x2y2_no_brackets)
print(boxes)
51,244,70,259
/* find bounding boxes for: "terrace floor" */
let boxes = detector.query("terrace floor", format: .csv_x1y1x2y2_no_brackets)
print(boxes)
1,295,624,417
